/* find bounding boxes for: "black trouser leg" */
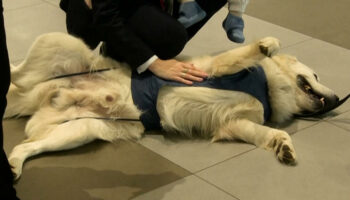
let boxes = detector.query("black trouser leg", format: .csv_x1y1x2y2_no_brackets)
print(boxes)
0,0,20,199
125,4,188,60
125,0,227,59
63,0,99,49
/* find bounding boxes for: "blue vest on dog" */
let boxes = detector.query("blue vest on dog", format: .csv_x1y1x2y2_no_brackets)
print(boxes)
131,66,271,131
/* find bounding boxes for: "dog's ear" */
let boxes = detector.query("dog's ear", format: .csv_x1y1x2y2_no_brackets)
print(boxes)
272,54,298,67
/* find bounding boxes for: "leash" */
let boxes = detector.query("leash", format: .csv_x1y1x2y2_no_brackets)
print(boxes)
61,117,140,124
47,68,113,81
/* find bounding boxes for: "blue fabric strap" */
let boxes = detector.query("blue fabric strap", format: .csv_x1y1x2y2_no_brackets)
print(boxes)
131,66,271,130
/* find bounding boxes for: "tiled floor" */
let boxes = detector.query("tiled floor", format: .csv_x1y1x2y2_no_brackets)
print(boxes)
246,0,350,50
2,1,350,200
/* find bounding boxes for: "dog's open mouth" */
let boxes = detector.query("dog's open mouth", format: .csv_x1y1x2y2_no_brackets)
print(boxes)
296,75,350,117
302,83,325,106
297,75,326,110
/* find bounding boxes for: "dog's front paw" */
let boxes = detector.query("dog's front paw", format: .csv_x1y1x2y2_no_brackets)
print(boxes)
268,131,297,165
258,37,280,57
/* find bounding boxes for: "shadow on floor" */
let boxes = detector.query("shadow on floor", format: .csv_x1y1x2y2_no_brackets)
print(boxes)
15,166,184,200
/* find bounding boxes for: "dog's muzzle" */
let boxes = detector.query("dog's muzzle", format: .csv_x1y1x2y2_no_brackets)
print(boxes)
295,75,350,117
295,93,350,117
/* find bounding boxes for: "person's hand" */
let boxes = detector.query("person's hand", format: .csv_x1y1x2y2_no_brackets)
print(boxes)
148,59,208,85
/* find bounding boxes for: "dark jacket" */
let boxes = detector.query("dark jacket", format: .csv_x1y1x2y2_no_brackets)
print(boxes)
59,0,161,69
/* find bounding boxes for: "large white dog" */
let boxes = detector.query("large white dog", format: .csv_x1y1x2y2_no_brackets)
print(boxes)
5,32,342,180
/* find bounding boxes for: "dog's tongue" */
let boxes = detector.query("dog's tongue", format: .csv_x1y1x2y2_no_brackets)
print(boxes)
296,93,350,118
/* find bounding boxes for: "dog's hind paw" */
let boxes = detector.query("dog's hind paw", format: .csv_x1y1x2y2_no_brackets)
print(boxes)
258,37,280,57
9,157,23,180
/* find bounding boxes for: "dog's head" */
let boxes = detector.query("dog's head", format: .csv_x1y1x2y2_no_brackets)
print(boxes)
272,55,343,117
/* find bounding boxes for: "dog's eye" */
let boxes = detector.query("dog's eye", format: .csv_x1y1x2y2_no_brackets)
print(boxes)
313,74,319,81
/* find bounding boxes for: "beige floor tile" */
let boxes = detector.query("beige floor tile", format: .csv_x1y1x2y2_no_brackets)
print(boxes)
4,3,66,62
327,110,350,132
3,0,42,10
43,0,60,7
139,133,255,173
197,122,350,200
3,118,28,155
246,0,350,50
133,175,238,200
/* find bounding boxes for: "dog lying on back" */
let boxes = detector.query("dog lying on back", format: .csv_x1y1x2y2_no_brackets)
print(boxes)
5,32,340,180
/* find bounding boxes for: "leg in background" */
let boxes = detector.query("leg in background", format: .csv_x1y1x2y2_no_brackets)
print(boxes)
0,0,20,199
223,0,250,43
175,0,227,39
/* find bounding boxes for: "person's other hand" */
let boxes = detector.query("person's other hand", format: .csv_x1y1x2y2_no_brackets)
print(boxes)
148,59,208,85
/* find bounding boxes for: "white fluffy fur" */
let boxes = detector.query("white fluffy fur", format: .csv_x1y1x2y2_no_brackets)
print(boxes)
6,32,338,180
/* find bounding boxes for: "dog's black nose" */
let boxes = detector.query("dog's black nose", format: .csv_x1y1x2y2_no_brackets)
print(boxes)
335,95,340,102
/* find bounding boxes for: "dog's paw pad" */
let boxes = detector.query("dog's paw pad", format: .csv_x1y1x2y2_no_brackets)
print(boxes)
274,140,297,166
258,37,280,57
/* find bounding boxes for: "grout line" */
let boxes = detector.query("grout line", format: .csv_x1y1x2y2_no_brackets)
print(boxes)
130,174,194,199
281,37,314,50
193,147,257,174
288,119,323,135
194,174,241,200
138,139,257,175
135,140,193,173
132,173,241,200
290,120,324,136
41,0,59,8
324,120,350,133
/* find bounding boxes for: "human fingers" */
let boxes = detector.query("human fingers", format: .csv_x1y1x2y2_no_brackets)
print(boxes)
173,76,193,85
182,63,208,78
180,70,204,82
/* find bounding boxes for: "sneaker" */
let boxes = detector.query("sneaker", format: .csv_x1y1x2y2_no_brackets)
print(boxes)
222,13,245,43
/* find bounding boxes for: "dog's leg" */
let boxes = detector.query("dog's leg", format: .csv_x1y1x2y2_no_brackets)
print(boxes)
212,118,297,165
9,118,143,180
5,80,71,118
11,33,94,89
209,37,280,76
8,121,96,180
